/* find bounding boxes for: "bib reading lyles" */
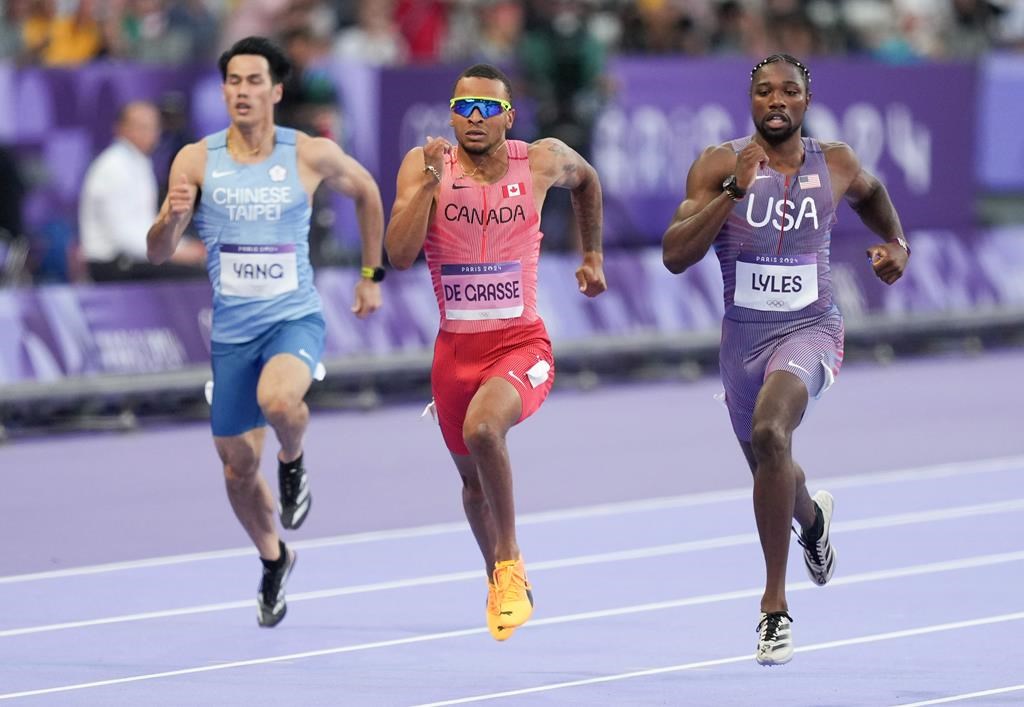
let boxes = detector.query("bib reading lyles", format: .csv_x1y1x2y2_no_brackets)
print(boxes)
734,253,818,312
441,262,524,320
219,244,299,298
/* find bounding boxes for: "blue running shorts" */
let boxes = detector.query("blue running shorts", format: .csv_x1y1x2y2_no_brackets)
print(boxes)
209,313,326,437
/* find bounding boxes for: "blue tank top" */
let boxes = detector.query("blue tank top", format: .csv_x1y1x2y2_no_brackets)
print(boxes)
714,137,837,323
194,126,321,343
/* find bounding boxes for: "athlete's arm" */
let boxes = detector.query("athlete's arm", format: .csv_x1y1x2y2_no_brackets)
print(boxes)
529,137,606,297
825,142,908,286
301,135,384,275
385,140,448,270
661,145,741,274
147,143,202,265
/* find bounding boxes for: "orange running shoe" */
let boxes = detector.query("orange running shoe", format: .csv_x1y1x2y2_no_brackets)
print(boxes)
486,582,516,641
492,558,533,630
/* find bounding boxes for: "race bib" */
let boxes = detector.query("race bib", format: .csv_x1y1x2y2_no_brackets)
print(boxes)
219,244,299,298
734,253,818,312
441,262,524,320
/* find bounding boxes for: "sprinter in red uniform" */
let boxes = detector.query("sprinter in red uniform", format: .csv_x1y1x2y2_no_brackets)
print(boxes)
386,64,606,641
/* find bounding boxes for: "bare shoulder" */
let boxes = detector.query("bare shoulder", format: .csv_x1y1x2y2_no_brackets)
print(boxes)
173,141,207,182
296,133,344,161
690,143,736,183
528,136,569,154
821,140,858,169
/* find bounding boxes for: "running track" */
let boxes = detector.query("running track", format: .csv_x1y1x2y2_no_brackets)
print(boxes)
1,349,1021,705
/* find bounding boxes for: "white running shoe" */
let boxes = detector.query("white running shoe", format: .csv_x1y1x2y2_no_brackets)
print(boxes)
798,490,836,586
756,611,794,666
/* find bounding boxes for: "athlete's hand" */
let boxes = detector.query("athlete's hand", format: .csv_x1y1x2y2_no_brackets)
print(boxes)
167,173,197,225
735,142,769,191
352,279,382,318
866,241,908,285
575,251,607,298
423,136,453,183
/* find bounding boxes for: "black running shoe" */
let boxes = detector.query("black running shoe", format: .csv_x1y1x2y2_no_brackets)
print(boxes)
797,490,836,586
755,611,794,665
278,457,312,530
257,545,296,628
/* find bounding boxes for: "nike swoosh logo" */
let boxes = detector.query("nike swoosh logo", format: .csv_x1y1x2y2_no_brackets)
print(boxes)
212,170,236,178
508,371,524,385
298,348,313,361
787,360,811,375
452,184,473,189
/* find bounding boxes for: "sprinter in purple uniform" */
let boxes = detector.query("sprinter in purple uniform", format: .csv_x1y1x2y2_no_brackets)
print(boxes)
662,54,909,665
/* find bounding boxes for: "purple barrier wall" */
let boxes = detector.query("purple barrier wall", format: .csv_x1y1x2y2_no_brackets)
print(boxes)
2,226,1022,385
592,58,975,243
0,57,989,252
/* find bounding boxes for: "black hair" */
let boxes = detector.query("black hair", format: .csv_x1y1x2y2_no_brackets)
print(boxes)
750,54,811,91
452,64,513,103
218,36,292,85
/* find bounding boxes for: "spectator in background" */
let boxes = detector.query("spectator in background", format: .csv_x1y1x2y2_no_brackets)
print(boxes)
79,100,205,282
333,0,408,66
471,0,524,64
22,0,105,66
278,25,346,266
395,0,447,64
111,0,218,64
520,0,605,248
0,0,29,61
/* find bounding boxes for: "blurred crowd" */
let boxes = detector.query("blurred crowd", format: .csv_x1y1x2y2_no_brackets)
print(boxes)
1,0,1021,69
1,0,1021,286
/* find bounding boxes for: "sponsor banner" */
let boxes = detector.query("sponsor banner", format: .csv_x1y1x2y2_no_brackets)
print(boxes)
2,228,1022,385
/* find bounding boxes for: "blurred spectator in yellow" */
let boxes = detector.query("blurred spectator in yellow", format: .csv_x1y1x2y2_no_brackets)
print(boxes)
22,0,105,66
79,101,204,282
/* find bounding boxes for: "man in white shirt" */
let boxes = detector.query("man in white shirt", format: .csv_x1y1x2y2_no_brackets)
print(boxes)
80,101,205,281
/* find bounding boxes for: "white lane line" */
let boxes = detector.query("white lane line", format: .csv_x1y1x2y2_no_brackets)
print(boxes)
411,613,1024,707
890,684,1024,706
0,552,1021,700
3,499,1023,638
3,455,1022,586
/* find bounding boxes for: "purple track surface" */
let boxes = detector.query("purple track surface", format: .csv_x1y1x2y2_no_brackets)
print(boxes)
1,350,1022,705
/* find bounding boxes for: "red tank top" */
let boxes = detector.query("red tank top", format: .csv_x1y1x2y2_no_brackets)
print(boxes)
424,139,543,333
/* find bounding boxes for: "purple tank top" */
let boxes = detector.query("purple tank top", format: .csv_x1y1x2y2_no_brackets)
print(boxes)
714,137,837,323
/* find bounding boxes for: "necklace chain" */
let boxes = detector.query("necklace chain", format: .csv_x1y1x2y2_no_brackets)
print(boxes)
460,140,507,179
228,131,264,158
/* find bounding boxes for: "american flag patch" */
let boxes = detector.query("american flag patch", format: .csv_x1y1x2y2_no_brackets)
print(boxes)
502,182,525,198
798,174,821,189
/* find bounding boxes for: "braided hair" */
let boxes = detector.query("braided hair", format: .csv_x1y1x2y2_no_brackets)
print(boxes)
750,54,811,92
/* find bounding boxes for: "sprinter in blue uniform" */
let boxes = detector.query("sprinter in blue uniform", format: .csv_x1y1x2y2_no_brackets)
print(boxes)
147,36,385,627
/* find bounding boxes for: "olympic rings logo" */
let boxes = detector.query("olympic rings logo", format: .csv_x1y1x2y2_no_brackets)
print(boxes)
765,299,787,308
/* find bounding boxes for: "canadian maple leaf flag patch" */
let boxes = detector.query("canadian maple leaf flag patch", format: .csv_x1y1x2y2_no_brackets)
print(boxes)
502,182,525,198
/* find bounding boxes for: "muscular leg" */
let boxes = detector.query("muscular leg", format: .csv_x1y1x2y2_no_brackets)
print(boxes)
451,452,497,577
258,353,313,464
744,370,817,613
214,427,281,560
462,377,523,564
739,443,817,530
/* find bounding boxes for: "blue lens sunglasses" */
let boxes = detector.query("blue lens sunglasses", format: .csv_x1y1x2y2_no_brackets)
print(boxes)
449,96,513,119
